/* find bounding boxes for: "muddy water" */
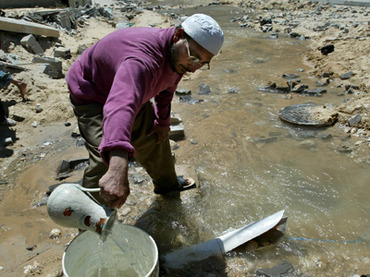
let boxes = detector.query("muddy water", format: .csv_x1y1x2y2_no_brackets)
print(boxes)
154,4,369,276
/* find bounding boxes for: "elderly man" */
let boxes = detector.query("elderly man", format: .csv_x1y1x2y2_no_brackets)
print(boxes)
66,14,224,208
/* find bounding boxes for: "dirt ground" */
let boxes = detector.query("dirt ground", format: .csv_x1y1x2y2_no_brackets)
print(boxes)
0,0,368,276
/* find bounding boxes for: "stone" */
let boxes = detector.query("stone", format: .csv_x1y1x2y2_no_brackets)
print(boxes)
348,114,362,127
256,260,294,277
282,73,300,79
57,11,72,29
199,83,211,95
175,89,191,95
170,114,182,125
340,71,353,80
169,124,185,141
20,34,44,54
49,228,61,239
56,158,89,180
77,44,88,55
320,44,334,55
54,47,71,59
33,56,63,79
3,137,13,147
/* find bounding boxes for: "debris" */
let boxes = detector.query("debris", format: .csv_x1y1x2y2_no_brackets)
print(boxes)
169,124,185,141
348,114,362,127
3,137,13,147
340,71,353,80
49,228,61,239
256,260,294,277
0,17,59,38
199,82,211,95
54,46,71,59
320,44,334,55
20,34,44,54
32,56,63,79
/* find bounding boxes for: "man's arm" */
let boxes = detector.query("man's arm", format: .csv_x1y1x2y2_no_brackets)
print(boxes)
98,149,130,208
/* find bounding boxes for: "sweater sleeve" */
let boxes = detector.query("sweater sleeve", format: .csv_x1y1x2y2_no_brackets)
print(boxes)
98,58,155,164
153,90,174,127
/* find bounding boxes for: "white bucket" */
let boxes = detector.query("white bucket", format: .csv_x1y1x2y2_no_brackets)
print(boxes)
63,223,159,277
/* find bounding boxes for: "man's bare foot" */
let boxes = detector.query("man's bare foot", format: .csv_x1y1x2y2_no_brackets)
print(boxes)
10,79,27,100
18,83,27,100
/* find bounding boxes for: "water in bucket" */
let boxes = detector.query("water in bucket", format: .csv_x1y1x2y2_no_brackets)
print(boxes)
63,222,159,277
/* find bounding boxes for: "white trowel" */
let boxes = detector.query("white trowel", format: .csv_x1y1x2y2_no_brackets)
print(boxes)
164,210,287,268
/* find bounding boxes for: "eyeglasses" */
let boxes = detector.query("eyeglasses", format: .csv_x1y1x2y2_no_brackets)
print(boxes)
185,39,210,70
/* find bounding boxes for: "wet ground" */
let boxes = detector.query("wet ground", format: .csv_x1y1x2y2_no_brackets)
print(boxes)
0,2,369,277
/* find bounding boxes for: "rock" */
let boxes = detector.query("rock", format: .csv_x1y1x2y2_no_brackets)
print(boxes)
32,56,64,79
77,44,88,55
320,133,332,140
228,87,238,94
340,71,353,80
282,73,299,79
176,89,191,95
179,95,203,105
26,244,37,251
199,83,211,95
23,261,41,275
56,158,89,180
256,260,294,277
258,82,290,93
291,84,308,93
169,124,185,141
49,228,61,239
320,44,335,55
170,114,182,125
301,87,327,96
35,107,43,113
54,47,71,59
348,114,362,127
20,34,44,54
260,18,272,26
3,137,13,147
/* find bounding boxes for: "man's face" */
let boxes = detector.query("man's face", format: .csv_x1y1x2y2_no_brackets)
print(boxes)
171,37,214,74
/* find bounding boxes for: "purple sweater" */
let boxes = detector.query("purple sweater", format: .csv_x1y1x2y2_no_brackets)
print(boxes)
66,27,183,163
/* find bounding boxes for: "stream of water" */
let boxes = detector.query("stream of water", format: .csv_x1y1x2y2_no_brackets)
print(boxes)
135,3,370,276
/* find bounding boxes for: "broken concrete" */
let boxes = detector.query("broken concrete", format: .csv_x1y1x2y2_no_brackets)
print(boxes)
54,47,71,59
20,34,44,54
0,17,59,38
32,56,63,79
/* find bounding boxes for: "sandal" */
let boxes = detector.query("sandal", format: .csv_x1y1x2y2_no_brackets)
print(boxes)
154,176,196,195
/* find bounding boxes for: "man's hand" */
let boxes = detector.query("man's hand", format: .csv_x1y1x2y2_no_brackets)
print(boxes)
148,125,170,144
98,150,130,208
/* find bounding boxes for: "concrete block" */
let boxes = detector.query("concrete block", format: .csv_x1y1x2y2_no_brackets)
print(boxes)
169,123,185,141
54,47,71,59
33,56,63,79
57,11,72,29
20,34,44,54
0,17,59,38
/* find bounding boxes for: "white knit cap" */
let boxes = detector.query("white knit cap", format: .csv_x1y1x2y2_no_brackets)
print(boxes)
181,14,224,56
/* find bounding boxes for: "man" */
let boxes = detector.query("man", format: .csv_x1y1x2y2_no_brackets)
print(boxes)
0,70,27,126
66,13,224,209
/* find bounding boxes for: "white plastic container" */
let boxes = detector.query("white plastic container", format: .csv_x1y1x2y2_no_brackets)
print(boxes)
63,223,159,277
